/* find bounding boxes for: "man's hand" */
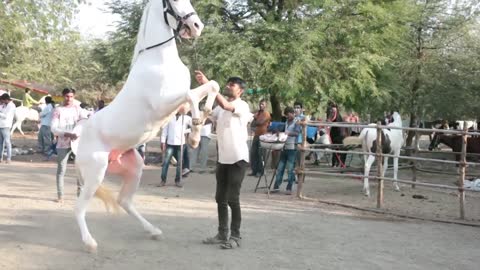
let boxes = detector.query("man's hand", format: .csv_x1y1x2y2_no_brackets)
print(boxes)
161,143,166,152
65,132,78,140
194,70,209,85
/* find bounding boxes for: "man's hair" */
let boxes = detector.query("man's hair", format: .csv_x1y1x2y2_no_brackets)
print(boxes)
62,87,76,96
0,93,11,100
294,101,303,109
45,96,54,104
259,98,267,104
227,77,246,89
284,106,294,115
25,88,31,93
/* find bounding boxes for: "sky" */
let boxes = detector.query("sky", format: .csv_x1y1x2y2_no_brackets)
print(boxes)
74,0,120,39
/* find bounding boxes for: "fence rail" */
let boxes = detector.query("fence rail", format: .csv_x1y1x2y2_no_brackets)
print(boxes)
306,121,480,136
299,146,480,166
295,120,476,220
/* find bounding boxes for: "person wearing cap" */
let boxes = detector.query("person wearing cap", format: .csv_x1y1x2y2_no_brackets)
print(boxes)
195,70,252,250
0,93,16,163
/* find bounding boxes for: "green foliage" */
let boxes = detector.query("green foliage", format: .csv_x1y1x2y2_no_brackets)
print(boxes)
0,0,479,119
0,0,84,83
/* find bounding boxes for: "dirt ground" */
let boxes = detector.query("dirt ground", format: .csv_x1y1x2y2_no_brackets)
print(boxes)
1,133,479,270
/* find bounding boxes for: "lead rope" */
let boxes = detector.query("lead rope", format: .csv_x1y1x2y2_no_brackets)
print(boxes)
179,114,185,184
192,39,200,70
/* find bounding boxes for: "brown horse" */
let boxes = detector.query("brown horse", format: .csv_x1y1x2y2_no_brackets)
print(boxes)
429,134,480,161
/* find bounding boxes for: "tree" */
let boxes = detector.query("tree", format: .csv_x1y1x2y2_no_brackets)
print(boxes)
89,0,147,85
390,0,480,147
0,0,86,84
179,0,417,119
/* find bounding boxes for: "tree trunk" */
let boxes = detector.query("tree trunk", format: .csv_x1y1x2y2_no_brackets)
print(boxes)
269,90,283,120
406,73,420,150
406,26,424,150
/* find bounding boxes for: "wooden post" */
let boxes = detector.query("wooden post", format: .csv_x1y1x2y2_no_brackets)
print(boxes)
459,126,467,219
296,121,308,199
376,121,384,209
412,131,420,188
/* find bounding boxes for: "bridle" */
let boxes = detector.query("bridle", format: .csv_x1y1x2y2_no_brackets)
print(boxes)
138,0,197,54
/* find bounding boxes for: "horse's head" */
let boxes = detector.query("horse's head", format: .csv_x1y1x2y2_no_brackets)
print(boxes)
164,0,204,38
326,106,337,122
429,131,451,151
389,111,402,126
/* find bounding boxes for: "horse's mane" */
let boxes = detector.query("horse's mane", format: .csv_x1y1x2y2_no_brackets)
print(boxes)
131,1,152,66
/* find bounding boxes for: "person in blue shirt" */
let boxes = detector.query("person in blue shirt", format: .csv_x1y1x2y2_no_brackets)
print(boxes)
272,107,301,195
38,96,55,155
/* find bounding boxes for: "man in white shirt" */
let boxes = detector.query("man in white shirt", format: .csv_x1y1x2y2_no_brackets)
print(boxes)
160,105,192,187
0,94,16,163
195,71,252,250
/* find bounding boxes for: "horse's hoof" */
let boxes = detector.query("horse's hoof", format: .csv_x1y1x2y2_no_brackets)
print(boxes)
203,108,212,115
150,227,163,240
151,233,164,240
192,118,202,126
85,243,98,254
151,234,164,241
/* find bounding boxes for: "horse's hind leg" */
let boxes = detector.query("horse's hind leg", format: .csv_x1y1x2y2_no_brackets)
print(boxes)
75,149,109,252
113,150,163,239
10,121,23,136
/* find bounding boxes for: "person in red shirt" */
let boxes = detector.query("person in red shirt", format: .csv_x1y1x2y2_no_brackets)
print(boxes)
249,99,271,177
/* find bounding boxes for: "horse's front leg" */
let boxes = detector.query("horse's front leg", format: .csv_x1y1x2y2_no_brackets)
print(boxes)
187,80,220,121
186,80,220,148
393,151,400,191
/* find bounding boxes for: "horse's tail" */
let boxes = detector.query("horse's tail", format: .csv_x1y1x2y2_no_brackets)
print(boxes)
76,166,120,213
343,127,368,145
95,185,121,213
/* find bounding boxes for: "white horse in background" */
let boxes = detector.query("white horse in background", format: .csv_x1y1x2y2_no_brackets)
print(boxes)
11,96,84,135
455,120,477,131
345,112,403,196
10,106,40,135
73,0,219,252
10,95,46,135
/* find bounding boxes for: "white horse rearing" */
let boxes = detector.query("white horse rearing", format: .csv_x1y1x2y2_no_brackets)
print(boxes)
73,0,219,252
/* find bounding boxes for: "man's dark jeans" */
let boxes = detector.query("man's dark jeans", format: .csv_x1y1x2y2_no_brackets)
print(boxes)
250,136,264,175
215,160,247,238
161,144,189,182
